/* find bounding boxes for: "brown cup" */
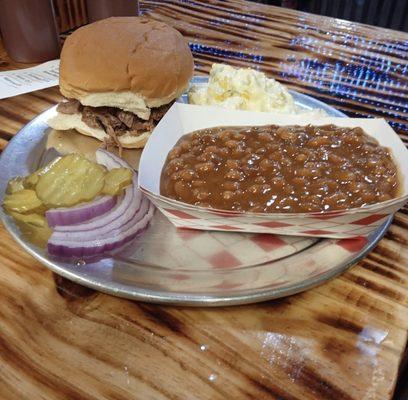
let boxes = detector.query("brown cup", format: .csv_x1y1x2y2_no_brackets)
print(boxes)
86,0,139,23
0,0,60,63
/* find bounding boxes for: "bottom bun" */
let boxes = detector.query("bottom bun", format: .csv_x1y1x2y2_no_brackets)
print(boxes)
47,112,150,149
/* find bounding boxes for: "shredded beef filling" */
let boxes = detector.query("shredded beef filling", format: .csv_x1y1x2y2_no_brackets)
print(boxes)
56,99,173,139
57,99,82,114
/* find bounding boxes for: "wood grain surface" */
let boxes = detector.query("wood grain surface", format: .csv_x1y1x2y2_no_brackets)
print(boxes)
0,1,408,399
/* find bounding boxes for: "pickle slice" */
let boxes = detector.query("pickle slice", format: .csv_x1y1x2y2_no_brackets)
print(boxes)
102,167,133,196
6,177,26,194
3,189,44,214
25,170,42,188
15,219,52,247
25,157,61,188
8,211,46,227
36,154,106,207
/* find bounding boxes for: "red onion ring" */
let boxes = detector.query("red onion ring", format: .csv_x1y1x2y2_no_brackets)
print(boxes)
48,198,154,257
46,196,116,227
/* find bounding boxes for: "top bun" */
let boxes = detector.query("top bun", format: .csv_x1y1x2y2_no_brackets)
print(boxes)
59,17,194,119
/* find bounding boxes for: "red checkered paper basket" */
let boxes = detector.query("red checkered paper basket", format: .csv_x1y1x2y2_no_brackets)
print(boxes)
139,104,408,239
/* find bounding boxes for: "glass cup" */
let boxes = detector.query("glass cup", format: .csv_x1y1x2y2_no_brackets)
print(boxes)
0,0,60,63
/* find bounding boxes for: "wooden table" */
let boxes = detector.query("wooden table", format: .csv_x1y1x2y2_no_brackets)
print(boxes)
1,1,407,399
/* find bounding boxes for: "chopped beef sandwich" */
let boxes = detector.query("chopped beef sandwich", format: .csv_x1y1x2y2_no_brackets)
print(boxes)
48,17,194,149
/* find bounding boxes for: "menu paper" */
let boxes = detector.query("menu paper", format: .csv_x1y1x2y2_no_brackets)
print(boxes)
0,59,60,99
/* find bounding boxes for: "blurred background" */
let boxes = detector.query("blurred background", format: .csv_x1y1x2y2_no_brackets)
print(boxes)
51,0,408,35
252,0,408,31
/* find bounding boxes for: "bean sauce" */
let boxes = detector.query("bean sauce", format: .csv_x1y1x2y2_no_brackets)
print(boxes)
160,125,399,213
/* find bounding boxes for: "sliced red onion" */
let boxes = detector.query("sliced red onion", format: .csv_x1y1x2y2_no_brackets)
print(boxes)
53,173,141,234
96,148,128,170
46,196,116,227
48,197,154,257
47,149,155,258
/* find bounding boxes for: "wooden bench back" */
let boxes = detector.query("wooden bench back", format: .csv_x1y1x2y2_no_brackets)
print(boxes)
53,0,88,33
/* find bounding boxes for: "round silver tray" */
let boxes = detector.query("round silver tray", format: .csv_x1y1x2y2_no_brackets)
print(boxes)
0,80,391,306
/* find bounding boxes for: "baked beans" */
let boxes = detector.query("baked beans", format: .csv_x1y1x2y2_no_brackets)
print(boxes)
160,125,399,213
